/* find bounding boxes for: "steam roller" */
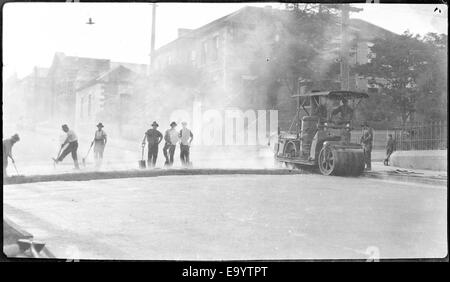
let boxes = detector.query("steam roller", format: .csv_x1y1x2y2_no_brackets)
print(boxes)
274,90,369,176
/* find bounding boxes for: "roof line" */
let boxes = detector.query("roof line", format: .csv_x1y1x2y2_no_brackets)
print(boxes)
155,6,250,53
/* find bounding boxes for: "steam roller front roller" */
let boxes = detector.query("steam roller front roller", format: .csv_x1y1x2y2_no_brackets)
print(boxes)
318,146,365,176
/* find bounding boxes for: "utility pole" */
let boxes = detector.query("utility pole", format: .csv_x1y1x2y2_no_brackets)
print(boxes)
149,3,157,73
340,4,350,91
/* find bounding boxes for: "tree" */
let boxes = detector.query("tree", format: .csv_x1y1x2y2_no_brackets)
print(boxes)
354,31,447,124
238,4,348,110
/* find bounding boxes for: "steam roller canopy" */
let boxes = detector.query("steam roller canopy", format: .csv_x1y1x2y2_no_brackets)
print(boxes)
318,146,365,176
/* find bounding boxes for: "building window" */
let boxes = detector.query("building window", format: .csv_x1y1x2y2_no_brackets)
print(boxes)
211,36,219,61
80,97,84,118
190,50,196,64
201,41,208,64
88,95,92,117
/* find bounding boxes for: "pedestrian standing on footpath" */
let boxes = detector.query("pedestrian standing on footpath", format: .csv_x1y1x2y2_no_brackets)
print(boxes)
92,122,107,168
384,134,395,166
3,134,20,178
360,121,374,171
163,121,179,167
142,121,163,168
179,121,194,167
54,124,80,169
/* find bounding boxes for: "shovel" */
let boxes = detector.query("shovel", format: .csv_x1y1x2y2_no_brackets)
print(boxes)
139,145,146,169
82,143,93,167
52,146,63,168
12,161,20,175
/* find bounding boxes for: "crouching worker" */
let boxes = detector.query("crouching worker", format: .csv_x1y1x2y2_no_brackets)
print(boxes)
179,121,193,167
54,124,80,169
3,134,20,178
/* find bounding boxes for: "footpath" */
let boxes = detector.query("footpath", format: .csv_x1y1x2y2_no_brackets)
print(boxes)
364,161,447,186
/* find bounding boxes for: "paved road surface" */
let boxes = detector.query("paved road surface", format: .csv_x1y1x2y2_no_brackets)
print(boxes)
3,174,446,260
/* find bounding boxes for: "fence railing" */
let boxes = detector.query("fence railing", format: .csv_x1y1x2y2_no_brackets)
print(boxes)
392,121,447,151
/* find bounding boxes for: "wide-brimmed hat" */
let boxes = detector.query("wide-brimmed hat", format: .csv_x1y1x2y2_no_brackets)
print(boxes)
151,121,159,127
361,121,369,127
170,121,177,127
97,122,104,128
11,133,20,141
181,121,187,125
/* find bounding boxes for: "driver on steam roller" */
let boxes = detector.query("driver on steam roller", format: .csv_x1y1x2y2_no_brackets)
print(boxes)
331,97,353,144
331,98,353,125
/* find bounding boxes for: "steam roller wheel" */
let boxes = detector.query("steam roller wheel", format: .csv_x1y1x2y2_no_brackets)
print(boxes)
318,146,365,176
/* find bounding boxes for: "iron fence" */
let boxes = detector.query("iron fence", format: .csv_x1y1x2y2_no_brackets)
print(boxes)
393,121,447,151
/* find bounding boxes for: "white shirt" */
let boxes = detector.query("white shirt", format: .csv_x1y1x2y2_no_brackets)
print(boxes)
66,129,78,143
166,128,179,145
179,128,193,145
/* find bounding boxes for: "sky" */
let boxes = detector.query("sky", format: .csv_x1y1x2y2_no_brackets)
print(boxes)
2,2,448,79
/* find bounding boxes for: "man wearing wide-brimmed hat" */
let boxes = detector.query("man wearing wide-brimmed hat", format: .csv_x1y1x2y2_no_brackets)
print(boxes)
142,121,163,167
3,134,20,178
92,122,107,167
360,121,374,170
163,121,179,167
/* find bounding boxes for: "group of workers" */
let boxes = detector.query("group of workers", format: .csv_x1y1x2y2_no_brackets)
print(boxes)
2,120,194,177
48,120,193,170
141,121,193,168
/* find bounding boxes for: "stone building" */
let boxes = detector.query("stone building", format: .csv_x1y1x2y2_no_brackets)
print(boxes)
47,52,110,125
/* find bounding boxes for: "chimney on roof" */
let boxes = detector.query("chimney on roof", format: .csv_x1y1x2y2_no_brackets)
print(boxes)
178,28,193,38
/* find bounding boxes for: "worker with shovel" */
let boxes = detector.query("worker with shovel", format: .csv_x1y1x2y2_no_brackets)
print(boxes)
142,121,163,168
53,124,80,169
3,133,20,178
91,122,107,168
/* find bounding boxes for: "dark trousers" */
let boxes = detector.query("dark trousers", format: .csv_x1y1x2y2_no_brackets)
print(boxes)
163,143,175,166
58,141,79,168
180,144,190,166
363,146,372,169
148,144,159,167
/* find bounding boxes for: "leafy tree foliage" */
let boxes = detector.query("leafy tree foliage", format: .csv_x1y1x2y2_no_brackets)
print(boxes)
355,32,447,124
